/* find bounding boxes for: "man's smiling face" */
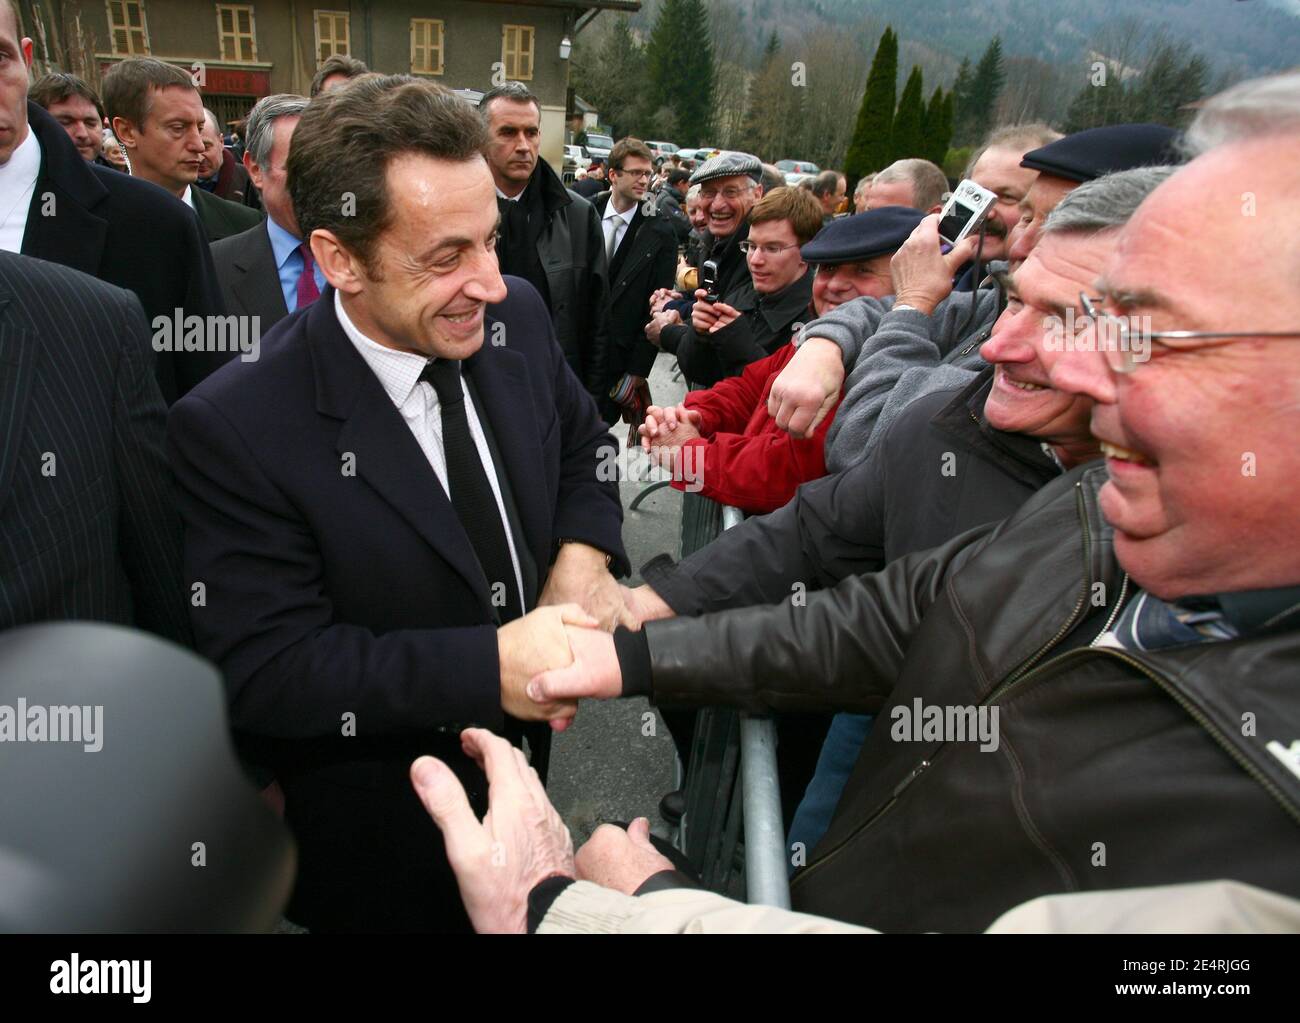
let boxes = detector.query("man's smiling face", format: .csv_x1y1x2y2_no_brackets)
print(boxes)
1045,137,1300,597
329,153,509,361
978,231,1106,465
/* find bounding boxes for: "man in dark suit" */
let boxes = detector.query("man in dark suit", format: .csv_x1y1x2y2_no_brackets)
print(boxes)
101,57,262,243
0,251,190,645
479,83,612,407
0,5,227,404
211,94,315,331
591,138,677,425
168,76,630,933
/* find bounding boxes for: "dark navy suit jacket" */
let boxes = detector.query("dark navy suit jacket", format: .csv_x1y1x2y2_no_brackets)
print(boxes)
166,277,626,931
0,252,190,644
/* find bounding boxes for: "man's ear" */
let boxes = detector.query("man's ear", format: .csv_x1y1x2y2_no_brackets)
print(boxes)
111,116,140,151
928,202,944,215
311,229,365,295
20,35,32,69
243,151,264,191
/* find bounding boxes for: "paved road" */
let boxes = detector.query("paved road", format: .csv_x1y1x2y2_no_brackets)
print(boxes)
548,351,687,845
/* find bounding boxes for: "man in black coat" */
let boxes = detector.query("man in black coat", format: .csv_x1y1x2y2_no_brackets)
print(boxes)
479,83,612,406
590,139,678,426
0,251,190,646
0,8,227,404
168,77,629,933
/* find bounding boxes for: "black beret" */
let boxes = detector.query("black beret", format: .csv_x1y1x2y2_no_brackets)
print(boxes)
1020,123,1183,183
800,205,927,263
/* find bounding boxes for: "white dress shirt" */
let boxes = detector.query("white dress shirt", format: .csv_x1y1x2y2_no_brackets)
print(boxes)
182,185,197,210
334,291,526,611
601,197,636,262
0,129,42,254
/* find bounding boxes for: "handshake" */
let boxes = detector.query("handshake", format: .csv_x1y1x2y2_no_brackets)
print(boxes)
498,542,675,729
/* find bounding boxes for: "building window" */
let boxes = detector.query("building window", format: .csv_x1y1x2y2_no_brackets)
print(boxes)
410,18,444,75
106,0,150,55
217,4,257,62
502,24,534,81
314,10,350,65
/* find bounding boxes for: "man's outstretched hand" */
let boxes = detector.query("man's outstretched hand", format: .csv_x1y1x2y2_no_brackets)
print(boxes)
411,728,575,934
527,623,623,705
498,604,597,731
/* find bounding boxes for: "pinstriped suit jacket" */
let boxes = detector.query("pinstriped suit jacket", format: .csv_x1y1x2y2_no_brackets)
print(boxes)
0,252,191,645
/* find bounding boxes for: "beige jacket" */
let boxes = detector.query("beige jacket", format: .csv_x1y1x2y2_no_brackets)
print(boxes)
537,879,1300,934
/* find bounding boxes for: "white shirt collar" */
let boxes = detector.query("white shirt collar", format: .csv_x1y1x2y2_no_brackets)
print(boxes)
0,125,41,186
334,290,430,410
182,184,197,210
495,185,524,202
602,196,636,226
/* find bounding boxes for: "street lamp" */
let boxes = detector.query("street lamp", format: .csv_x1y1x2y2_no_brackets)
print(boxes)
559,35,572,60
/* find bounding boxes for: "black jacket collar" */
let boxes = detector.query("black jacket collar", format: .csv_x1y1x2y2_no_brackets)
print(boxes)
929,367,1065,490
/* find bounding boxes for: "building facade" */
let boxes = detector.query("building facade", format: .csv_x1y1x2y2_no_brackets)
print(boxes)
17,0,638,168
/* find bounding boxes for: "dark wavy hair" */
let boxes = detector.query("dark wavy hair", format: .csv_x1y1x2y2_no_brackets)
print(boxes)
288,75,487,275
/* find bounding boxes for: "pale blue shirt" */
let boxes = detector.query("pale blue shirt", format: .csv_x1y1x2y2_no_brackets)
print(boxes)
268,216,325,313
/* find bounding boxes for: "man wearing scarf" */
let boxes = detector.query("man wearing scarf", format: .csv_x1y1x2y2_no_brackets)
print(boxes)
479,83,612,413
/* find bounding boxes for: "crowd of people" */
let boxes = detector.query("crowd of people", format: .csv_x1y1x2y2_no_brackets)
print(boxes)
1,0,1298,935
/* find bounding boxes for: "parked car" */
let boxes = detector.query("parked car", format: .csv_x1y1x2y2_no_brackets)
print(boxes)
776,159,821,186
584,132,614,162
562,144,589,184
646,140,679,164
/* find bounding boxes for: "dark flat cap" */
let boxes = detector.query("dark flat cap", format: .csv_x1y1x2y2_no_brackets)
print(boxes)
800,205,927,263
690,151,763,186
1020,124,1183,183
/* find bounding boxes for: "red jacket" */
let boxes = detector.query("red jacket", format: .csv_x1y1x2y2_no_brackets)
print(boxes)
671,341,842,513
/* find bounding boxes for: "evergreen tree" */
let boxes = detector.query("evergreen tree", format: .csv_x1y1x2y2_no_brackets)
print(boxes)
571,16,648,140
1128,41,1210,126
940,89,955,156
844,26,898,193
920,86,948,165
951,57,975,143
763,29,780,61
646,0,715,143
890,65,926,162
736,32,787,157
966,36,1006,144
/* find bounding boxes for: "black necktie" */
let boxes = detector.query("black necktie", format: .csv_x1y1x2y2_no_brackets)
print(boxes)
420,359,522,624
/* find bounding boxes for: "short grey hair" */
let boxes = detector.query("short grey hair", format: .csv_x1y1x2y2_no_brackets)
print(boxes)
966,122,1063,177
245,93,309,167
1042,166,1178,237
201,107,221,136
1182,69,1300,157
874,158,949,211
686,183,701,203
478,81,540,117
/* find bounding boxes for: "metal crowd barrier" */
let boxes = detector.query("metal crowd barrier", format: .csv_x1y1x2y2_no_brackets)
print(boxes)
672,497,790,909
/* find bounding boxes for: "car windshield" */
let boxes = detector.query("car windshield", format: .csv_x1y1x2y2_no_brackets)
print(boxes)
587,135,613,149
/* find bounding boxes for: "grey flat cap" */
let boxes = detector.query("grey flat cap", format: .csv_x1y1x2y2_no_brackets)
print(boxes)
690,151,763,186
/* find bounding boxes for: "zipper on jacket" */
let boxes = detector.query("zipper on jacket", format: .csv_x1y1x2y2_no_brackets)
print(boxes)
958,323,993,357
793,479,1095,890
1089,573,1130,646
792,750,945,890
